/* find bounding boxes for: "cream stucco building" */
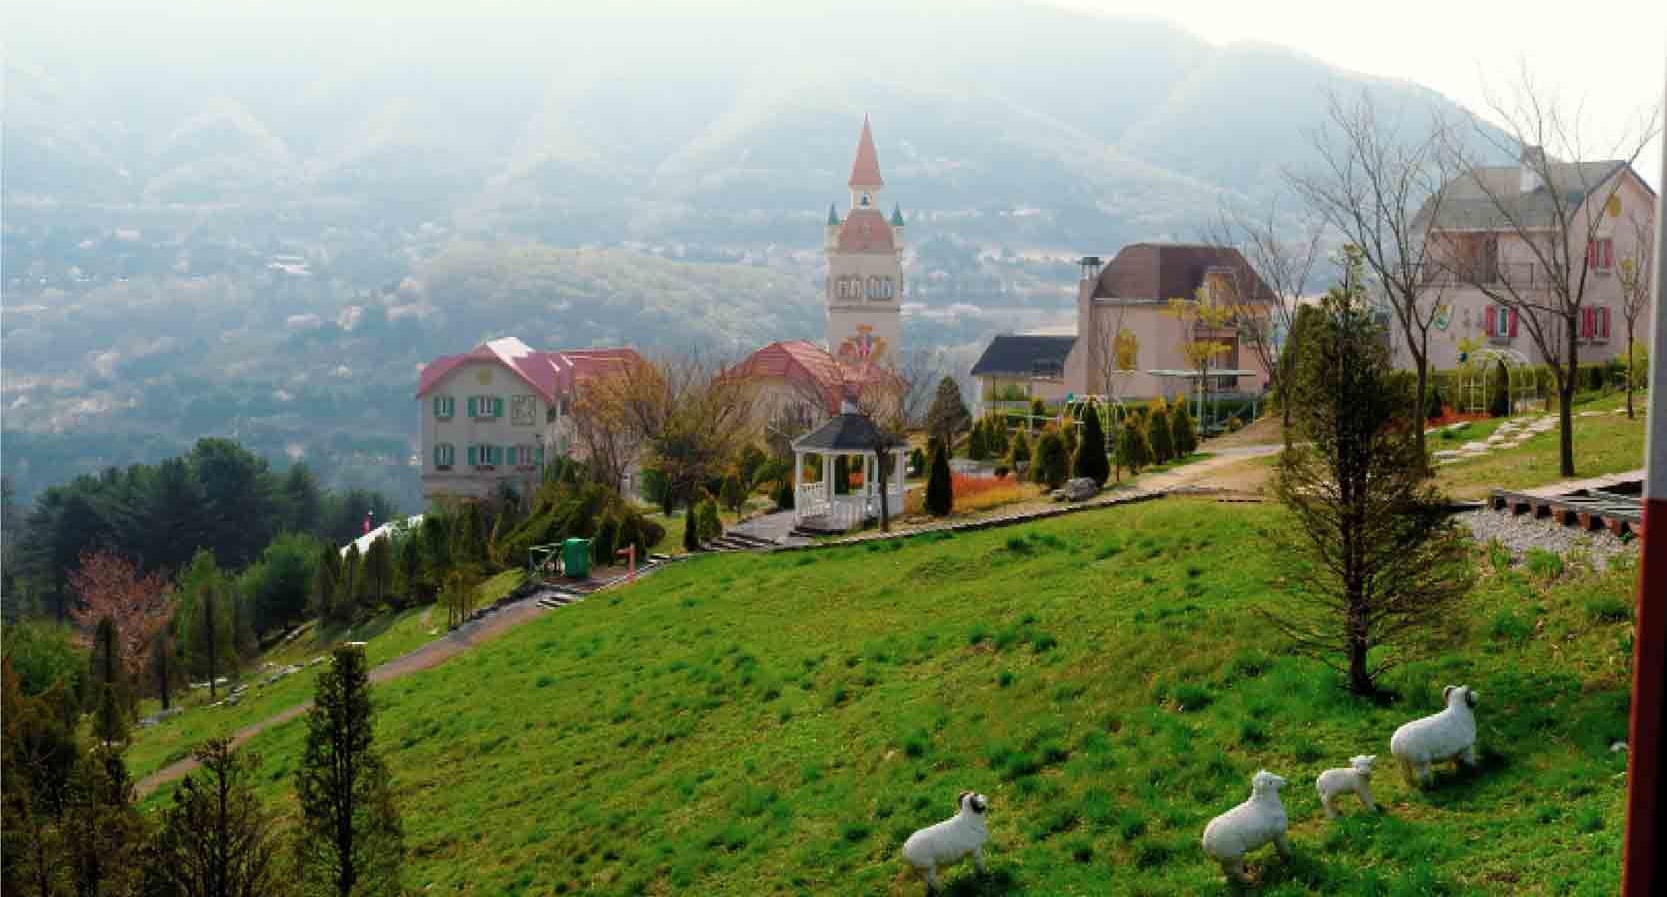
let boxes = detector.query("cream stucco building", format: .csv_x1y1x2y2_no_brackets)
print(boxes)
414,338,641,502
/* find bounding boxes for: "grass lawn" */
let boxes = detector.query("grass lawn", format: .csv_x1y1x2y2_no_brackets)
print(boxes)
126,571,526,781
1433,394,1648,499
137,497,1639,895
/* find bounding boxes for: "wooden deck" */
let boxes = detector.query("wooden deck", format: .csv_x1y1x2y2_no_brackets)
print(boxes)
1489,469,1647,538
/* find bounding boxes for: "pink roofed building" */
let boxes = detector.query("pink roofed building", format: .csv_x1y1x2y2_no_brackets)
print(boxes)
415,337,642,502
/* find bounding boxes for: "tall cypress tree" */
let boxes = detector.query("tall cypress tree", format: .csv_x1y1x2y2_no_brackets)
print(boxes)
89,617,128,749
294,645,403,897
925,439,953,517
1073,406,1111,486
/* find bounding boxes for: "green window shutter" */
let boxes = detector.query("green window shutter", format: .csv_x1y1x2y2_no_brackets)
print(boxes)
432,396,441,417
494,397,504,417
535,445,545,465
433,445,441,466
467,397,477,418
467,444,477,466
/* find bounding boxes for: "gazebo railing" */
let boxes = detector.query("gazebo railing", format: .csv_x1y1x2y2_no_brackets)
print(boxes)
797,481,829,516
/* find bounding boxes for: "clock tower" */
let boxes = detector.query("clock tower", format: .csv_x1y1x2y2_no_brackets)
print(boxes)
825,115,904,368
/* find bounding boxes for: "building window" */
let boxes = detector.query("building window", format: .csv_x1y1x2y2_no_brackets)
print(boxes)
433,443,455,469
1581,306,1612,342
1484,304,1515,339
468,444,503,468
1587,238,1614,272
511,395,538,426
1032,360,1063,378
467,396,503,419
432,395,455,419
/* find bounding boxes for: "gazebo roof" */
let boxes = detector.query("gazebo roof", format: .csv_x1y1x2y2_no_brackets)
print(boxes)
792,412,906,453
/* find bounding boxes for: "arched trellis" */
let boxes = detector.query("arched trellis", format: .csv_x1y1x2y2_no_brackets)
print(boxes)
1455,347,1541,415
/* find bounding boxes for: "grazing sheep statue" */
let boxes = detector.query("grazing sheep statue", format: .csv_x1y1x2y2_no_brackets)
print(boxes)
1390,684,1479,787
1315,755,1377,818
902,791,989,894
1201,770,1291,883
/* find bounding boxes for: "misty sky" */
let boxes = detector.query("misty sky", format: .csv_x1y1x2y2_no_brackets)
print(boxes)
10,0,1665,185
1053,0,1665,185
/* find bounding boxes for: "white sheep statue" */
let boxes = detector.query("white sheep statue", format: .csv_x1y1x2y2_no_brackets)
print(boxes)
1315,755,1377,818
1389,684,1479,787
901,790,989,894
1201,770,1291,884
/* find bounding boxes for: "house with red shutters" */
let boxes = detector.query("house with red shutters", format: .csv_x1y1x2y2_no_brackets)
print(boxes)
1410,147,1656,372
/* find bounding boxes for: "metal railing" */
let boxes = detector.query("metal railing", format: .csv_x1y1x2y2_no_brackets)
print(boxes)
1417,261,1563,290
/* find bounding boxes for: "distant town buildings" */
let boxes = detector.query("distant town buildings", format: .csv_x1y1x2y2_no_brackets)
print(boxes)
971,244,1275,411
414,337,640,502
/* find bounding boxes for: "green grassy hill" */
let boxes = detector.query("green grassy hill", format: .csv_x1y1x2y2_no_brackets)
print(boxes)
141,498,1636,895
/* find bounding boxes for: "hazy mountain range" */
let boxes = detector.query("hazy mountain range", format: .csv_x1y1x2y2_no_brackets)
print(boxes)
2,1,1506,506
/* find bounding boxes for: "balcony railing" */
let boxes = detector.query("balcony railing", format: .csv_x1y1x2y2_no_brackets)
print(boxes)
1417,262,1558,290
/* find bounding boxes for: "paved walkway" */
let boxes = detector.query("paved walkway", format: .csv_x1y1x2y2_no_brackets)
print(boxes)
770,446,1281,552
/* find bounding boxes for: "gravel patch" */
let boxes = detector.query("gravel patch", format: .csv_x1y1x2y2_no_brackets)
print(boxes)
1458,509,1636,571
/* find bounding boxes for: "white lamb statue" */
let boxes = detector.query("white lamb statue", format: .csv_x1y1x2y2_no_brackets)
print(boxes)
901,791,989,894
1201,770,1291,883
1390,684,1479,787
1315,755,1377,818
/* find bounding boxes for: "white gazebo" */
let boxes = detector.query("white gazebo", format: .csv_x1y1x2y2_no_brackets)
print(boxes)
792,408,908,531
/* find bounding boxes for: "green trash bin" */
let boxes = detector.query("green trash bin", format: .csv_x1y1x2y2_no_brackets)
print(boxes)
562,537,591,579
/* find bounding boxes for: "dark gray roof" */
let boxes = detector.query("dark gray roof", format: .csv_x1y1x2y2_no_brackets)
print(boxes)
792,412,906,452
970,334,1077,377
1418,160,1631,231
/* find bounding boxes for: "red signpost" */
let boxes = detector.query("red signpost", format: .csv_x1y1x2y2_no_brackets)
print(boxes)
1621,106,1667,896
617,544,636,584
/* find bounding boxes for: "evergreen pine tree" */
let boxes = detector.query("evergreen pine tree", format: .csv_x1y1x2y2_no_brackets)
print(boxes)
1007,430,1032,473
925,377,972,446
88,617,129,749
312,545,341,622
719,471,745,513
1148,403,1175,464
294,645,403,897
1170,399,1199,457
925,439,953,516
1034,429,1069,488
697,497,723,542
683,504,700,552
151,737,284,897
1117,413,1153,475
967,420,987,461
1073,406,1111,486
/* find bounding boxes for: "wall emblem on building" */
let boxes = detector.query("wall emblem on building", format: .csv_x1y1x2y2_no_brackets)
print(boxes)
837,325,886,364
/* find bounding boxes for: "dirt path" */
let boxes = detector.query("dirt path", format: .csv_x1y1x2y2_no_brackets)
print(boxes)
135,594,556,797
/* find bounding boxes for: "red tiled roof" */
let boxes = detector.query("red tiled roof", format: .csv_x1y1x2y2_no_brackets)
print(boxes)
835,208,896,253
416,339,642,403
848,115,884,188
726,339,900,415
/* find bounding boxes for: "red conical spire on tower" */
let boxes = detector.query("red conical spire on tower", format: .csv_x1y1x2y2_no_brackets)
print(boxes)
848,114,884,189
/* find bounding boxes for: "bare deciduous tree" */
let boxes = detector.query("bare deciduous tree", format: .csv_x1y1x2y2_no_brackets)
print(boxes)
1289,90,1456,459
1617,204,1656,420
1445,67,1659,474
1204,200,1325,427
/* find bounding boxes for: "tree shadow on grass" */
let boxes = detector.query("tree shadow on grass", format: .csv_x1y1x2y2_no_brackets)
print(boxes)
940,868,1019,896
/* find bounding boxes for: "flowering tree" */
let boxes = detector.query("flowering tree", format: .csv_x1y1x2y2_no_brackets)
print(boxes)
68,551,173,682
